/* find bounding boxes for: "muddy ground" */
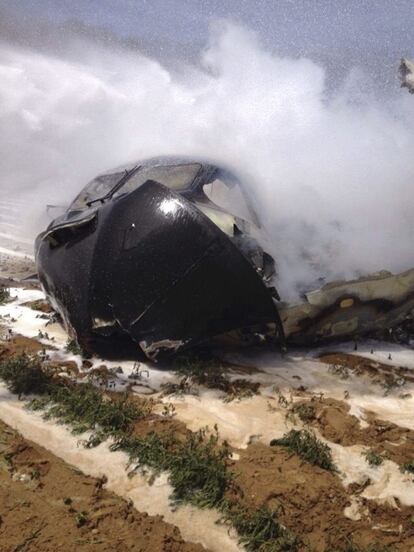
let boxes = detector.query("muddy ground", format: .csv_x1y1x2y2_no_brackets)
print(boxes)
234,442,414,551
0,419,208,552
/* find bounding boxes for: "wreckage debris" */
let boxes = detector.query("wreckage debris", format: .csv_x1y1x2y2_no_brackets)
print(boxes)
35,156,414,359
36,157,284,360
400,58,414,94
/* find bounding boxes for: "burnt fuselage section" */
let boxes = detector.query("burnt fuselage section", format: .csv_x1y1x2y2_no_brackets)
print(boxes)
35,158,283,359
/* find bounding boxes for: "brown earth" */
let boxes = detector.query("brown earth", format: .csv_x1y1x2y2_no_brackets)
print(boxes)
319,351,414,385
288,396,414,466
233,443,414,551
0,335,44,359
315,353,414,464
0,419,208,552
22,299,53,313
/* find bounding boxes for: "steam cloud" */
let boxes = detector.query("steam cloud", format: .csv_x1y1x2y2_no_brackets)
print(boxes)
1,21,414,300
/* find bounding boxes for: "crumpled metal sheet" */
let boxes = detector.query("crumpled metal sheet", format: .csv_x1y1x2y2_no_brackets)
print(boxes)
280,268,414,344
35,164,283,359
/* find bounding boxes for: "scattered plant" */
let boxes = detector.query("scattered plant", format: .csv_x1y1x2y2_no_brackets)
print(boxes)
65,338,84,356
287,402,316,424
362,449,385,467
270,429,336,472
0,355,50,398
400,460,414,474
161,403,176,418
112,426,232,509
222,505,301,552
29,383,152,445
0,287,10,305
164,352,259,401
74,511,88,527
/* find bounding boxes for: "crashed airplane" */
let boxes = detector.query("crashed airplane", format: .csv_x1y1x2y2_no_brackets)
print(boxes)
35,156,414,360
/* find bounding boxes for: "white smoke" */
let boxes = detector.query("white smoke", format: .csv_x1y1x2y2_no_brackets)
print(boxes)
1,22,414,300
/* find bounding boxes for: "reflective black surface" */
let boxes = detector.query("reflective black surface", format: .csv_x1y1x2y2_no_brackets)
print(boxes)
35,158,282,359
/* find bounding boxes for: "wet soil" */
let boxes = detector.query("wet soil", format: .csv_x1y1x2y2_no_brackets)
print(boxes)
233,443,414,551
319,351,414,385
22,299,53,313
315,353,414,464
0,420,207,552
0,335,44,360
288,396,414,465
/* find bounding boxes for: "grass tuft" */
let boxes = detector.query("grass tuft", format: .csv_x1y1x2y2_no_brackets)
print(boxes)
73,511,88,528
222,506,301,552
0,287,10,305
0,355,151,444
29,383,151,445
165,353,259,401
288,403,316,424
112,427,232,509
270,429,336,472
362,449,385,467
400,460,414,474
0,354,307,550
0,355,50,398
65,339,84,356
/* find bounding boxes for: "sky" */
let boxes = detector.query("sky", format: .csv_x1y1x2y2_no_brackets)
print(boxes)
2,1,414,74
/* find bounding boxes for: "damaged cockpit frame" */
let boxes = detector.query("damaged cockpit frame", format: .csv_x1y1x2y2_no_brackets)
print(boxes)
35,157,285,360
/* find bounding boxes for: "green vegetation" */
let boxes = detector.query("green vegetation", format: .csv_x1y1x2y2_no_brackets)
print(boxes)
112,427,232,509
165,352,259,401
287,402,316,424
0,287,10,305
222,506,301,552
362,449,385,467
65,338,84,356
400,460,414,474
2,354,387,552
0,355,50,398
74,511,88,528
29,382,152,447
270,429,336,472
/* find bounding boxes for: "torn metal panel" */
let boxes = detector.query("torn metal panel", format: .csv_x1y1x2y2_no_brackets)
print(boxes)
35,157,283,359
280,268,414,344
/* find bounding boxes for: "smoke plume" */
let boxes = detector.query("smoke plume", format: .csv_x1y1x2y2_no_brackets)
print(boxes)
1,20,414,299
